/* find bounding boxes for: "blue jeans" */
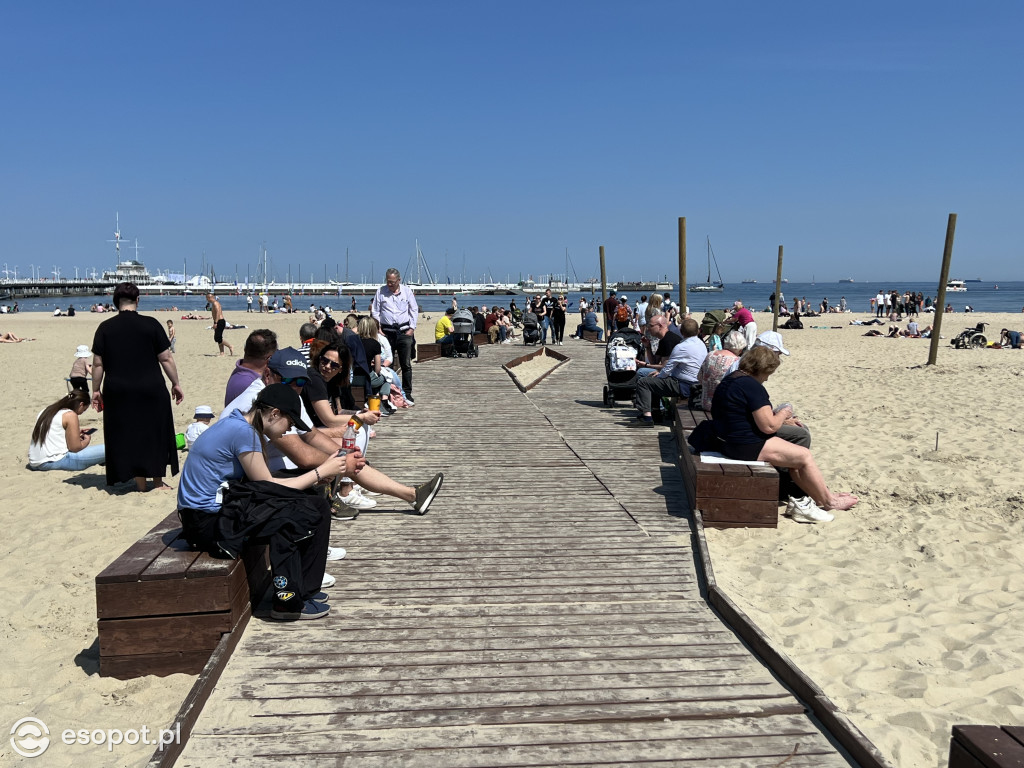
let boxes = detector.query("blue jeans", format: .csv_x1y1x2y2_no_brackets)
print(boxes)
636,367,658,378
575,323,603,340
30,444,105,471
541,316,551,343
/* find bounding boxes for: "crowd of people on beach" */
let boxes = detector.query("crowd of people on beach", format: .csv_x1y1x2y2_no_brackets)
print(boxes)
26,270,444,622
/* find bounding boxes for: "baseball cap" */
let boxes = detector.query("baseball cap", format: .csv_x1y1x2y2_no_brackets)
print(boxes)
194,405,214,418
254,383,311,431
755,331,790,356
267,347,309,377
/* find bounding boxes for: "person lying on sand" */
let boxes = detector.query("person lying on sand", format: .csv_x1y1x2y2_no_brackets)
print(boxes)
181,313,210,320
1,331,33,342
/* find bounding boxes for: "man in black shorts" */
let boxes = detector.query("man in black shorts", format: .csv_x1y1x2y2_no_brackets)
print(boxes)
207,293,235,357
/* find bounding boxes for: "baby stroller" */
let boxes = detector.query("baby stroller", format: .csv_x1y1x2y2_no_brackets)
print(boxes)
449,309,478,358
602,328,645,406
951,321,987,349
522,311,541,345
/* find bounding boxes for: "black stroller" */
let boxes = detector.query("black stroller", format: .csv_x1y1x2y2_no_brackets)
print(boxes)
602,328,645,406
522,311,541,345
449,309,479,358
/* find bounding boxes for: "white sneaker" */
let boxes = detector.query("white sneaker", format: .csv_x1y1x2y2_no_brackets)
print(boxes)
321,572,336,589
338,490,377,510
786,496,834,524
326,546,347,561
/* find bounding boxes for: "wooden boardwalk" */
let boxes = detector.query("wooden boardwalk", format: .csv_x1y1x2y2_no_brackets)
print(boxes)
174,339,856,767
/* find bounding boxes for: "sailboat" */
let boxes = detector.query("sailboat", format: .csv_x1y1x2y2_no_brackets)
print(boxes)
689,237,725,292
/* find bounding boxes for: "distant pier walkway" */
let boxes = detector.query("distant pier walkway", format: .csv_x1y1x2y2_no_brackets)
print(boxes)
174,340,858,767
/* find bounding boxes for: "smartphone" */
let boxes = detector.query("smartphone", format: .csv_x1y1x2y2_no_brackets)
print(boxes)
82,428,97,435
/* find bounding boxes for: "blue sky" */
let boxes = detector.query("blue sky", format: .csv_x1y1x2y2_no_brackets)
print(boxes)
2,2,1021,284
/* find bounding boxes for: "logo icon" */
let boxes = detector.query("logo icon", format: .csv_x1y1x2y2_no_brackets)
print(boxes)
10,717,50,758
273,576,288,589
275,591,296,601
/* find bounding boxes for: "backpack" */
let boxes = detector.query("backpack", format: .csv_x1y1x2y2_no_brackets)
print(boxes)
615,304,631,323
607,340,638,372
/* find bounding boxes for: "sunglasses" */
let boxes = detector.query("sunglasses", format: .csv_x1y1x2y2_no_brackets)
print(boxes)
319,358,341,371
281,377,309,387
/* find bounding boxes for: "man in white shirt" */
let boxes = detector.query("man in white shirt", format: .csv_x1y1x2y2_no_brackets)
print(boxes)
370,268,419,404
635,317,707,424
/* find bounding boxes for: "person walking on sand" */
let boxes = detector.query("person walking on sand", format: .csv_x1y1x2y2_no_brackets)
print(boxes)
207,293,235,357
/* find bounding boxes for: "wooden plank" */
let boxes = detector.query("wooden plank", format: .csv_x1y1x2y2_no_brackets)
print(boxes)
96,568,240,619
149,603,253,766
100,649,213,679
95,512,181,584
950,726,1024,768
700,497,780,528
98,611,232,657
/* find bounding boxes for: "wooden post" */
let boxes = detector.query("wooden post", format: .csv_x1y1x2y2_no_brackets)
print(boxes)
599,246,608,336
927,213,957,366
678,217,687,315
773,245,784,332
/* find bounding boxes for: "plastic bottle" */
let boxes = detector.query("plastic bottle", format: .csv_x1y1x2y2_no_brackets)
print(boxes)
341,421,357,453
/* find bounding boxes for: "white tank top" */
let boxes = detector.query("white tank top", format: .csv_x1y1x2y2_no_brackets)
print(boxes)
28,409,71,466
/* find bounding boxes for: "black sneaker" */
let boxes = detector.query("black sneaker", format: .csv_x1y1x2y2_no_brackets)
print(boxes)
270,599,330,621
412,472,443,515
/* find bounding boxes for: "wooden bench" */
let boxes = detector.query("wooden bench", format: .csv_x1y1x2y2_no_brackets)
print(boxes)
672,404,780,528
949,725,1024,768
95,511,270,679
581,329,604,343
417,343,442,362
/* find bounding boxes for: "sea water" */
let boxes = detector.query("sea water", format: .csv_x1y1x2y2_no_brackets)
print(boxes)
8,281,1024,316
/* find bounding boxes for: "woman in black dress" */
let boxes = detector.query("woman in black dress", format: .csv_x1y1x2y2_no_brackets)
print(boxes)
91,283,184,491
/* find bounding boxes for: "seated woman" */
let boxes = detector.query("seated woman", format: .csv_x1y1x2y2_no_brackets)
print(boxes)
711,346,857,522
177,383,360,621
357,316,393,413
28,390,105,471
697,330,747,410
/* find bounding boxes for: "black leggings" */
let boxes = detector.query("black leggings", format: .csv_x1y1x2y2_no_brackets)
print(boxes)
552,312,566,342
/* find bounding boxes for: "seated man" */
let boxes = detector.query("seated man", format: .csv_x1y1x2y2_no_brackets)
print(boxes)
484,307,506,344
635,317,707,424
637,314,682,377
298,322,318,363
435,307,455,349
225,328,278,406
573,308,604,340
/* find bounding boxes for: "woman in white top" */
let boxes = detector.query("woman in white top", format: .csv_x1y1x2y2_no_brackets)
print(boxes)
28,390,105,471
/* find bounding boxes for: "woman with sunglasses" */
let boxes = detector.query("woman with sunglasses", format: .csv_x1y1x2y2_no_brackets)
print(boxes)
300,342,380,512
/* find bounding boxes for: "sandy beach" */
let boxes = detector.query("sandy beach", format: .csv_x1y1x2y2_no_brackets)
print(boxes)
1,305,1022,767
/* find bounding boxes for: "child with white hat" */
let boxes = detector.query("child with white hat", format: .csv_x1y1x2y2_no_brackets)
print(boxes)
185,406,216,450
68,345,92,393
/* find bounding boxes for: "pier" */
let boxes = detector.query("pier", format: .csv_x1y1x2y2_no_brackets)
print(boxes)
162,339,884,767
